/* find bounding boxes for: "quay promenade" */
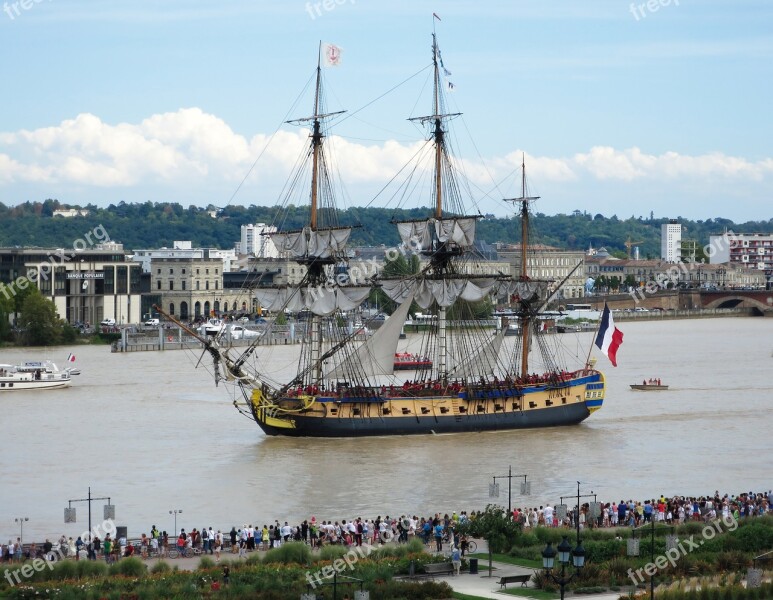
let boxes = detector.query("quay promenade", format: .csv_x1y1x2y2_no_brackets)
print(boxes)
3,487,770,565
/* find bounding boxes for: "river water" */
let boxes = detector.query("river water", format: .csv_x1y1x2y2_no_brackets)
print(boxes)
1,317,771,541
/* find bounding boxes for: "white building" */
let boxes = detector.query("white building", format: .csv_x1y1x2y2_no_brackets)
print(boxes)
710,232,773,287
236,223,278,258
661,220,682,262
131,241,236,273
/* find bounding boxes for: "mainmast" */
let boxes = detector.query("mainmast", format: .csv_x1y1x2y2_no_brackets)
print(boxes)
432,34,443,220
310,60,322,230
505,156,540,377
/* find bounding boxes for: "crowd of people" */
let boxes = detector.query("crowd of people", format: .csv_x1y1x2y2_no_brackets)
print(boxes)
511,489,772,530
2,489,770,566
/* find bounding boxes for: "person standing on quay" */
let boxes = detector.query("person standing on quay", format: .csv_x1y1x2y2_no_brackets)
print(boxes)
433,521,444,553
451,544,461,576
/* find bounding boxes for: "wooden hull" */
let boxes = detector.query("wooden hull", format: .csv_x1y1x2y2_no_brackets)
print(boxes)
248,372,605,437
629,384,668,391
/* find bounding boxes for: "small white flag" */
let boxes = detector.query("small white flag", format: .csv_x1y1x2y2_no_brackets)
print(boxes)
321,43,342,67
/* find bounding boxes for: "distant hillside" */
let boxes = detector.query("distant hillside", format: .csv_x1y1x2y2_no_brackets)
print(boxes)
1,199,770,259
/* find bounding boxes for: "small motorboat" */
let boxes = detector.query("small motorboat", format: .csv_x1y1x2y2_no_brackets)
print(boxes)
393,352,432,370
630,382,669,391
0,361,73,391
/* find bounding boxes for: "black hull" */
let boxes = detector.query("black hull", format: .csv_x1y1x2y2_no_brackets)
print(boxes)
256,402,591,437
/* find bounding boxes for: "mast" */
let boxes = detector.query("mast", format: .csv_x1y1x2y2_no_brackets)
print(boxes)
284,44,346,385
310,50,322,231
505,155,540,377
432,33,447,380
432,33,443,220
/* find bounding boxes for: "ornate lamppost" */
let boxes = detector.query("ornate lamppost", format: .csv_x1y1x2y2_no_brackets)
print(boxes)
14,517,29,545
541,535,585,600
169,509,183,535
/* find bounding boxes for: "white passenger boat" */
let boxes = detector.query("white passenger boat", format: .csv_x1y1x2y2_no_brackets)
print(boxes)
0,361,73,391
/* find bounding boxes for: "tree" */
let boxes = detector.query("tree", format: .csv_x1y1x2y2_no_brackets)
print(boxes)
456,504,522,575
18,289,63,346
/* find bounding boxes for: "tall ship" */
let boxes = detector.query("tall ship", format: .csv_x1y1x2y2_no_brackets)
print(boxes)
162,32,606,437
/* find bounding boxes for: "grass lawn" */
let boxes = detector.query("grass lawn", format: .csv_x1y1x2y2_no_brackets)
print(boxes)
467,553,541,569
501,588,559,600
452,593,493,600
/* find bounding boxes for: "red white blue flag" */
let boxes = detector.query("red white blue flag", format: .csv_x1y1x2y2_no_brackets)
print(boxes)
67,353,76,363
594,303,623,367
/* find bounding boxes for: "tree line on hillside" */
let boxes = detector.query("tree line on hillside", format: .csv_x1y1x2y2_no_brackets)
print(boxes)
1,200,769,259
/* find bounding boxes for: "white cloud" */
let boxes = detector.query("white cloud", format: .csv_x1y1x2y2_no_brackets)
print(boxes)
0,109,771,217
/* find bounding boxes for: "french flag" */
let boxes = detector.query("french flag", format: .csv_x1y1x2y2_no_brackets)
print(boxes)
594,303,623,367
67,353,76,363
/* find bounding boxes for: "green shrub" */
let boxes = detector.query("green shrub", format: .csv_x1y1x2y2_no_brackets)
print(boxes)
263,541,311,565
514,532,539,547
584,538,626,562
108,556,147,577
75,559,107,578
150,560,171,574
197,555,216,569
51,559,77,580
406,538,425,554
319,545,349,562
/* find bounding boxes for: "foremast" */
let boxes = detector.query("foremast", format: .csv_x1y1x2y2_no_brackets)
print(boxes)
279,45,347,385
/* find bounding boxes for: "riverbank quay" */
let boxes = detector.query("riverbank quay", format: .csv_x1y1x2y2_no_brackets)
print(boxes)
3,511,772,600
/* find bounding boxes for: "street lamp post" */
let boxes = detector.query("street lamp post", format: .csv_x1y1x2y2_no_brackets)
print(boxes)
14,517,29,545
169,509,182,535
542,535,585,600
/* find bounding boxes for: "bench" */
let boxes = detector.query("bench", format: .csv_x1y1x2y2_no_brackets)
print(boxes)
423,562,454,577
498,574,532,588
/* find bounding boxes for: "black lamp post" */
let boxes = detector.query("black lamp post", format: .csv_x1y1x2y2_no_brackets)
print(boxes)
542,535,585,600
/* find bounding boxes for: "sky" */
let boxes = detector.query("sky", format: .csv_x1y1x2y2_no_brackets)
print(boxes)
0,0,771,222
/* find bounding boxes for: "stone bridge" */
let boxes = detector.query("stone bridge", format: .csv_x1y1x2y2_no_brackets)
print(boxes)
700,290,773,315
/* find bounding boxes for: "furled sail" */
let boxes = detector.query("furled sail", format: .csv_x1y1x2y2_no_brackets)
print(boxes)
255,285,370,316
324,294,414,379
395,218,476,252
381,277,496,310
493,280,549,303
270,227,352,259
435,217,476,248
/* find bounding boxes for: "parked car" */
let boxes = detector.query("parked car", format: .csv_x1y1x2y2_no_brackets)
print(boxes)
144,318,160,327
100,318,116,327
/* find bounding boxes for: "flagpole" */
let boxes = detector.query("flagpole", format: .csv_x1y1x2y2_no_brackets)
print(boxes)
584,299,607,372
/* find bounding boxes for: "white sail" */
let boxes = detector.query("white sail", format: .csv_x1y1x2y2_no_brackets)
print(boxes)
255,285,370,316
494,280,548,303
396,221,433,251
325,294,414,379
270,227,352,259
395,218,476,251
308,228,352,258
382,277,496,309
270,231,307,258
435,217,476,248
447,327,506,379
